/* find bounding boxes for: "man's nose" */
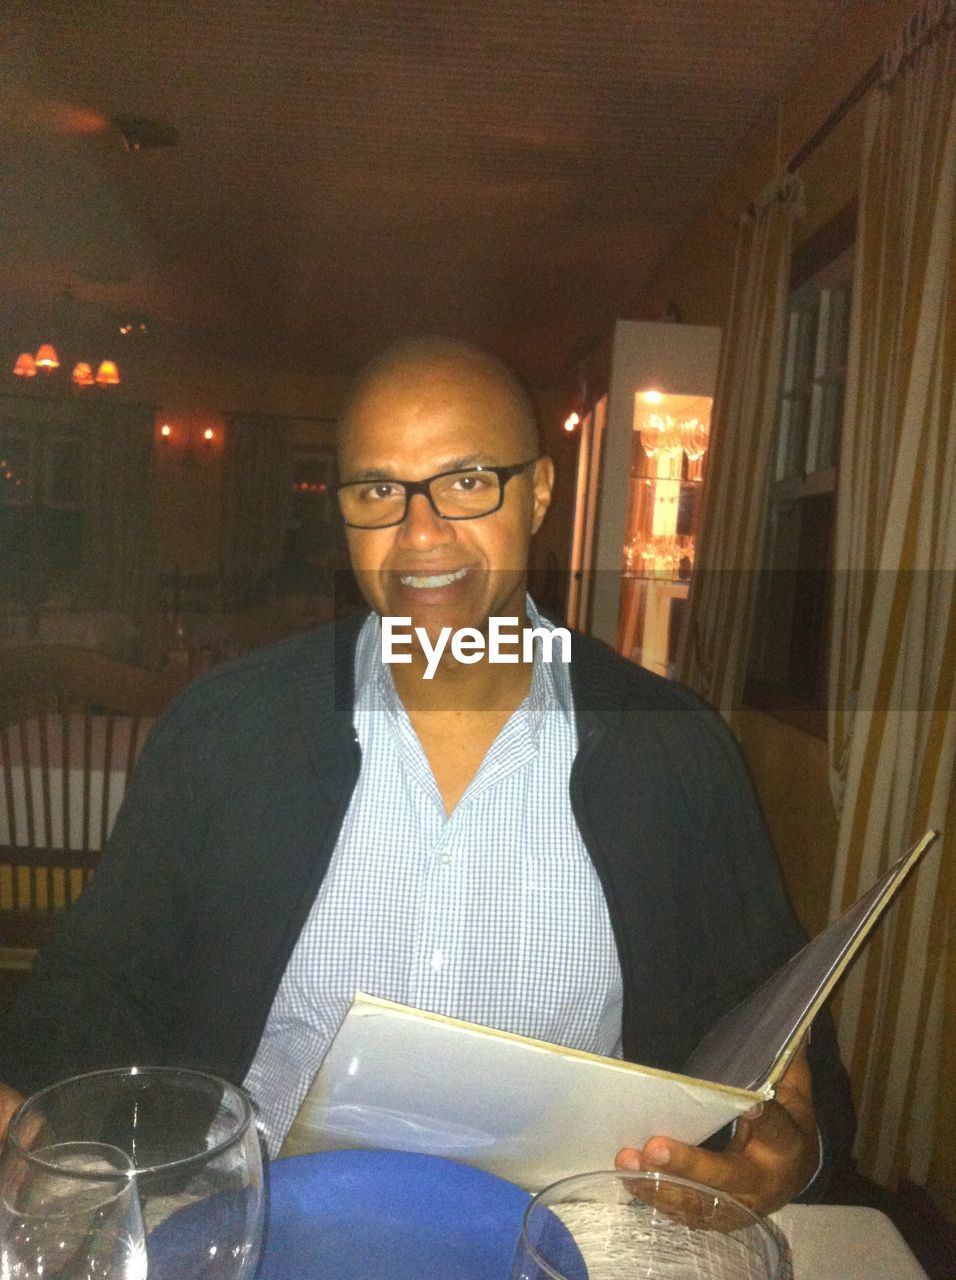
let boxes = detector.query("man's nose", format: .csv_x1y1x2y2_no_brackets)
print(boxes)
397,491,455,547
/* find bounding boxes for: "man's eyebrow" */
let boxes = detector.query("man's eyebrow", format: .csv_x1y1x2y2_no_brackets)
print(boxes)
342,467,399,482
342,454,498,482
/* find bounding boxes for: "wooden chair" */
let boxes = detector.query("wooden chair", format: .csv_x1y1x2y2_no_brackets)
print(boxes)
0,647,186,964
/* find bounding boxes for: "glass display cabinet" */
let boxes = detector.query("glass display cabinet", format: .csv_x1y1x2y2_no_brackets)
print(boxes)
570,320,720,680
616,390,711,674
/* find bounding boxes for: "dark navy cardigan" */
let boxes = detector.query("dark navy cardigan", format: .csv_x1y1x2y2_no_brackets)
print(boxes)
0,615,854,1195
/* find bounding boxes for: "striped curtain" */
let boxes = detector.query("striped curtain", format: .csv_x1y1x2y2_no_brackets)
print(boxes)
676,175,804,721
826,0,956,1202
82,403,156,615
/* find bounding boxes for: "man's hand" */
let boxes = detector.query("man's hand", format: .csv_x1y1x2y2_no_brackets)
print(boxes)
0,1083,25,1143
616,1042,819,1216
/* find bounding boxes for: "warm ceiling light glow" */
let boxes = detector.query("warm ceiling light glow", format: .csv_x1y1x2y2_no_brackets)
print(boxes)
13,352,37,377
563,411,581,433
160,423,172,439
202,427,214,442
95,359,120,386
640,389,664,404
35,343,60,371
72,361,94,387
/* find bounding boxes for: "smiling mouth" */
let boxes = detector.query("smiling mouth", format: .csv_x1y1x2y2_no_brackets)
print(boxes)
398,567,470,590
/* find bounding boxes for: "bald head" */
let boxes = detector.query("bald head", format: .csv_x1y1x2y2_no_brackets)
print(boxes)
334,335,555,647
337,336,540,463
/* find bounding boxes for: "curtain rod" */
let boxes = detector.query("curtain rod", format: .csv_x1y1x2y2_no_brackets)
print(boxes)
785,57,881,174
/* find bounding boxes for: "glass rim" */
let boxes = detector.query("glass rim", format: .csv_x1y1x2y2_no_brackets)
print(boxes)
3,1139,136,1190
8,1065,255,1179
517,1168,781,1280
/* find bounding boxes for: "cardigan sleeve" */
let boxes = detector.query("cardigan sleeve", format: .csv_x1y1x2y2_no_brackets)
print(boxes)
677,702,856,1202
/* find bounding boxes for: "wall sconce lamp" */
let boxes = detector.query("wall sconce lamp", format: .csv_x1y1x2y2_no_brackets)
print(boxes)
562,366,588,435
158,421,219,465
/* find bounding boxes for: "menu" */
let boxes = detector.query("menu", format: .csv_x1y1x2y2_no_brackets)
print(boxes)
281,832,935,1189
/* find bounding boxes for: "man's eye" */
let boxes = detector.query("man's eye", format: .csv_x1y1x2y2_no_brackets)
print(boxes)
452,473,492,492
359,483,401,502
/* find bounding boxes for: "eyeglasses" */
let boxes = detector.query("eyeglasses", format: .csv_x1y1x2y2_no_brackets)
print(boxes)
336,458,540,529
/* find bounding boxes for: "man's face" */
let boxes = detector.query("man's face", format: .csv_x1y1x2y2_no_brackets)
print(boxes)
338,359,553,640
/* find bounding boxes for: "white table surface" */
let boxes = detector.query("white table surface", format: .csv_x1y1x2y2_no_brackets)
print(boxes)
772,1205,928,1279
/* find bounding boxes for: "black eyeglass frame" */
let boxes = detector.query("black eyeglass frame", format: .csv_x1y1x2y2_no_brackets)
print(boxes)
335,457,541,529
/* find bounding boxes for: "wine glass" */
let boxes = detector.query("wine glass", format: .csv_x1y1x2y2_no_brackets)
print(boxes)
3,1068,265,1280
512,1170,787,1280
0,1139,146,1278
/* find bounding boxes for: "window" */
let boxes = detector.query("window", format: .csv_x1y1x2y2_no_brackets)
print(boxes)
277,445,341,594
747,243,854,734
0,428,85,605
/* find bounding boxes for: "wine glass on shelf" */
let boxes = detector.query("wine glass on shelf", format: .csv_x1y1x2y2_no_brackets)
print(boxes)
2,1067,265,1280
512,1169,786,1280
0,1139,146,1278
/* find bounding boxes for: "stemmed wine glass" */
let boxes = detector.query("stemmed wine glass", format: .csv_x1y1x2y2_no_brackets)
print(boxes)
2,1067,265,1280
0,1139,146,1278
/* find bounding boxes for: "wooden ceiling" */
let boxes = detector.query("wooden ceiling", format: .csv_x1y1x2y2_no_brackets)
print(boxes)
0,0,849,385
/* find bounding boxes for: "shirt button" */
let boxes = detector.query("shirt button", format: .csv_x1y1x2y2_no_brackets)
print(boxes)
439,852,452,866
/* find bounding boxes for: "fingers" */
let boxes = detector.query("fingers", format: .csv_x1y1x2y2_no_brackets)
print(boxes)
614,1141,759,1232
641,1135,748,1195
614,1042,821,1215
615,1099,816,1215
0,1083,25,1143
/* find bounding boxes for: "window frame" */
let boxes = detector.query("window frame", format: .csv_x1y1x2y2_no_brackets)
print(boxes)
744,205,857,738
0,422,86,606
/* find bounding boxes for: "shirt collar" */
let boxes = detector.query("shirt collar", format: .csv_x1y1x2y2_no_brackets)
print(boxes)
354,594,574,734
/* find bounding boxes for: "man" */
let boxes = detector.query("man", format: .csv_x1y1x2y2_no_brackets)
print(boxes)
0,337,853,1210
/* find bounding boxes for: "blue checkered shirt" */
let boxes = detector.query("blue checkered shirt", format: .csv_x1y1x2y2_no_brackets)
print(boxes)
244,600,624,1154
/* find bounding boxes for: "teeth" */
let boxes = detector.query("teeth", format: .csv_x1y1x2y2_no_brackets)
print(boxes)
399,567,469,589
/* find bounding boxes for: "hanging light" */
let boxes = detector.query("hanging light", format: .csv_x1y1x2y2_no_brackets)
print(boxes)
35,343,60,371
72,361,95,387
13,352,37,377
95,359,121,386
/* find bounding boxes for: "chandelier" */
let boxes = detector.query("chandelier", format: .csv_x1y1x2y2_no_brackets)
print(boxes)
12,343,120,388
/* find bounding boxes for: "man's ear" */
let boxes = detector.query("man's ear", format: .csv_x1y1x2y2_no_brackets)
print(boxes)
530,456,555,534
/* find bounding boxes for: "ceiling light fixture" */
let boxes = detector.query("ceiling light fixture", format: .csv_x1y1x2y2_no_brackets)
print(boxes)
12,288,126,391
12,342,121,389
35,343,60,371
